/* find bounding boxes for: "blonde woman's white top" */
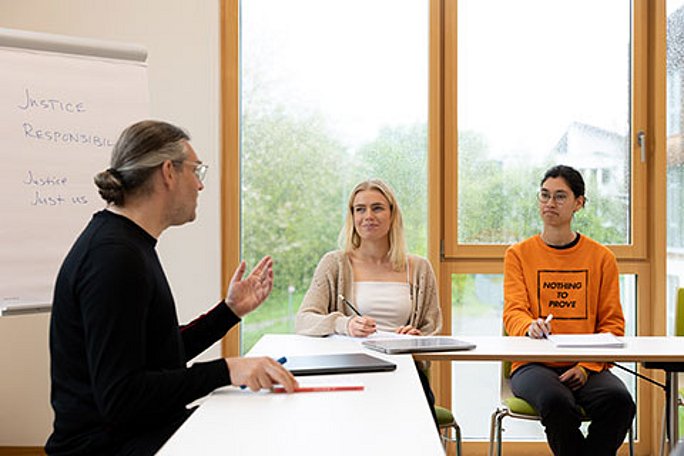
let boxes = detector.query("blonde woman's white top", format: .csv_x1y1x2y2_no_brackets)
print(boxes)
354,264,412,333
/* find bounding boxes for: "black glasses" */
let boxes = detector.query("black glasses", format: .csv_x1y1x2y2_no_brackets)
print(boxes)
537,190,569,205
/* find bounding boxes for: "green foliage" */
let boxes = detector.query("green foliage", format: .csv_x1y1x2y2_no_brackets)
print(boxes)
240,109,429,352
240,115,628,353
458,131,541,244
451,274,503,317
572,178,628,244
241,107,347,293
240,288,304,352
457,130,628,244
352,124,428,256
451,275,472,308
240,106,348,344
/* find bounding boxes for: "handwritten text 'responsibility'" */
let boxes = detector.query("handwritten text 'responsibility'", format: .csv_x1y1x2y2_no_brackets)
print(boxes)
16,88,114,147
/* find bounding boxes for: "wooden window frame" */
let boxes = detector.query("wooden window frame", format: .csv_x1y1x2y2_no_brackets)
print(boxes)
442,0,649,261
430,0,667,453
222,0,668,452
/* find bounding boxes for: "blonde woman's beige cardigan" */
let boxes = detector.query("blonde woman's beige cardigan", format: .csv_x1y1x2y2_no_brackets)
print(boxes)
295,250,442,336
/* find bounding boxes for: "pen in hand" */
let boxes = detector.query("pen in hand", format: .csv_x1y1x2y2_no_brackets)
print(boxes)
338,294,362,316
240,356,287,390
542,314,553,338
338,294,376,337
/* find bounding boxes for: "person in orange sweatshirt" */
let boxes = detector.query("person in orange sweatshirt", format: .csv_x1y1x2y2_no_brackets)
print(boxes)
503,165,635,456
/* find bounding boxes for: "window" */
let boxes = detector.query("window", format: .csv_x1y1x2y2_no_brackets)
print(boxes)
224,0,660,450
668,0,684,334
440,0,647,447
239,0,430,352
451,0,633,250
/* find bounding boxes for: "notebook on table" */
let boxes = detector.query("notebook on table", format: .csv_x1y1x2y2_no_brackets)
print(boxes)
547,333,625,348
362,337,476,354
281,353,396,376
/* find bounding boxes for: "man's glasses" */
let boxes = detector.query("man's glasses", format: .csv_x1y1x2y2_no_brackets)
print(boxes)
537,190,569,205
175,160,208,183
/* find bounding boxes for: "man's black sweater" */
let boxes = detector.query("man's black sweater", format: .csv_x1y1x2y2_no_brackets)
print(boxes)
46,210,238,455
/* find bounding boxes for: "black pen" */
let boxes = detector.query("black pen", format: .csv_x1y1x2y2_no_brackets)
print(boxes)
338,294,362,316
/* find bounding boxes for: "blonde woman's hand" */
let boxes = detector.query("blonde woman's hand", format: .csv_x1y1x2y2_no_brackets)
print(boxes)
347,316,377,337
396,325,421,335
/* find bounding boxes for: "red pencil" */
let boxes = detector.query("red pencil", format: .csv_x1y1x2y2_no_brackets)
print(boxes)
271,385,364,393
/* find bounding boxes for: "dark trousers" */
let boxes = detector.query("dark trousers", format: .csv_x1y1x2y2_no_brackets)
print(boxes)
510,363,635,456
416,361,439,430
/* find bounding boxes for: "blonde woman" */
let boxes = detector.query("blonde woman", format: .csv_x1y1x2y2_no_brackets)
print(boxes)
295,178,441,338
295,179,441,427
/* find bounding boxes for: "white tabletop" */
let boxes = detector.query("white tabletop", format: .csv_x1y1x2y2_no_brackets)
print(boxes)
413,335,684,363
158,334,445,455
412,335,684,448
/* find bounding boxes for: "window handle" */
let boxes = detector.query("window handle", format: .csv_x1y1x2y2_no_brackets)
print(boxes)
637,131,646,163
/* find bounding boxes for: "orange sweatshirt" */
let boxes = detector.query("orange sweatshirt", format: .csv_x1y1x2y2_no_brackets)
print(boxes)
503,234,625,374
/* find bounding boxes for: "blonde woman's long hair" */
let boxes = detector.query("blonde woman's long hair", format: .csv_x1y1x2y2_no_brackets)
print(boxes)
338,179,407,271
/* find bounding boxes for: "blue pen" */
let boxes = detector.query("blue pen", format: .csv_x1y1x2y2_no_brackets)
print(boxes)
240,356,287,389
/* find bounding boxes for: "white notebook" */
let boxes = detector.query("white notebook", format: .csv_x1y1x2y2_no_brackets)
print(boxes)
548,333,625,348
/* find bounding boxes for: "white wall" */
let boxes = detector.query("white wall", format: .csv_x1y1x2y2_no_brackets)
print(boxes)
0,0,223,351
0,0,223,445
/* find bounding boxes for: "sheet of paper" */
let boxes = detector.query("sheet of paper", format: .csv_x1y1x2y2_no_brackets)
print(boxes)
548,333,625,348
330,330,416,344
366,330,418,340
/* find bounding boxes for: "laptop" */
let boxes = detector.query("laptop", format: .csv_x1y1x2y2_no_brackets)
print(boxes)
0,302,51,316
362,337,476,354
281,353,396,376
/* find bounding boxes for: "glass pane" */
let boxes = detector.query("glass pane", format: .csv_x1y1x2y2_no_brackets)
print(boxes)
456,0,631,245
240,0,429,353
667,0,684,336
451,273,636,441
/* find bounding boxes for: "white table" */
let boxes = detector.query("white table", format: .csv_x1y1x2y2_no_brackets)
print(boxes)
158,334,444,455
414,335,684,449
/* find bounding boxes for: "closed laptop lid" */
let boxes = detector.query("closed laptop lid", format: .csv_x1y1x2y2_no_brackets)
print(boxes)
281,353,396,376
362,337,476,354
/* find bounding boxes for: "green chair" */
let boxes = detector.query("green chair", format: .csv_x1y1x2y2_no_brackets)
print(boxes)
436,404,462,455
677,287,684,337
488,359,634,456
659,288,684,456
660,395,684,456
420,362,462,455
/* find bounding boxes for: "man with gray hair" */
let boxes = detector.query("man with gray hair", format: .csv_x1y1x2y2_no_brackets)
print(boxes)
46,120,297,455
